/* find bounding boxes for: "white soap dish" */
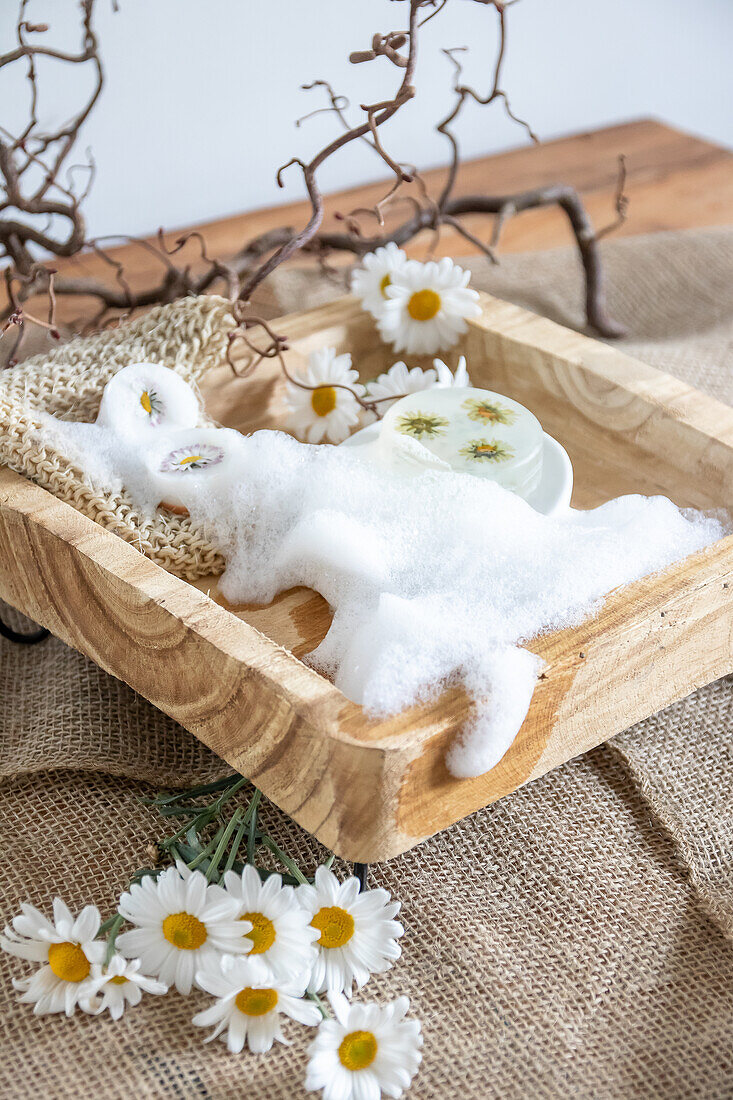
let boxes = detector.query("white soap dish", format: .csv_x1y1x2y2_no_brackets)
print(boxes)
341,421,573,517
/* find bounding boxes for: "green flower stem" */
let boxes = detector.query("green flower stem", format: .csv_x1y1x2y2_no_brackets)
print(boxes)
307,990,331,1019
145,775,250,820
205,807,246,883
141,776,252,861
187,823,227,871
159,813,203,850
98,914,121,936
102,913,125,966
143,774,245,807
247,789,263,865
212,776,249,813
260,835,309,886
222,813,250,876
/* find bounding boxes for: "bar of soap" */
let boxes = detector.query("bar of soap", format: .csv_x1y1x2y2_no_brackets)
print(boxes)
97,362,199,438
144,427,247,509
379,386,544,499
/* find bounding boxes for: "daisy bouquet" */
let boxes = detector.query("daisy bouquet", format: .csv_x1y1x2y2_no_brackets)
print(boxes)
2,776,422,1099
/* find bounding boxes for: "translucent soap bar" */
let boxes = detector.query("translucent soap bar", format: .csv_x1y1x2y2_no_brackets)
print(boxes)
379,386,544,499
144,427,247,509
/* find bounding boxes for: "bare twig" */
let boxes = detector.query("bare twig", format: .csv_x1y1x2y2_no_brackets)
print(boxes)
596,155,629,241
0,0,628,357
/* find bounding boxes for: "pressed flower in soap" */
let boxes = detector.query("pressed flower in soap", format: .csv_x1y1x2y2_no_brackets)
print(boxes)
381,385,544,499
145,427,247,509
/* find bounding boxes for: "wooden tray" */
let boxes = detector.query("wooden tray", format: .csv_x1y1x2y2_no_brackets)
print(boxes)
2,292,732,862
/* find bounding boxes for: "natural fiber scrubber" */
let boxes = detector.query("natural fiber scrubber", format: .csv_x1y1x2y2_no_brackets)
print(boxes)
0,295,236,581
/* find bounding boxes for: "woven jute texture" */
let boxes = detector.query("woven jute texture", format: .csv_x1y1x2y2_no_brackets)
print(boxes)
1,226,732,1099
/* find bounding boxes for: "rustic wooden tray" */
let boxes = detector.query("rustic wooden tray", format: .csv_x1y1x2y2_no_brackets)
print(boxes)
1,292,732,862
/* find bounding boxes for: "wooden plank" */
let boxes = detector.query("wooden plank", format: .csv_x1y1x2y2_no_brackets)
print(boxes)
2,291,732,860
145,119,733,262
19,119,733,333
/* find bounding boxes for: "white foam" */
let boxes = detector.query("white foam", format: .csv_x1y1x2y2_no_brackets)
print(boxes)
37,417,725,779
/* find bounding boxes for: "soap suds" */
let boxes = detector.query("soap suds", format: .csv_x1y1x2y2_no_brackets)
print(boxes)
39,416,724,778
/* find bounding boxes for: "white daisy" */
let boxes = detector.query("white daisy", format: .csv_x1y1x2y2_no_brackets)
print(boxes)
159,441,225,474
193,953,322,1054
296,867,403,995
221,866,319,983
84,953,168,1020
378,257,481,355
433,354,471,388
351,243,408,320
365,361,437,412
1,898,106,1016
285,347,366,444
116,863,249,995
305,991,422,1100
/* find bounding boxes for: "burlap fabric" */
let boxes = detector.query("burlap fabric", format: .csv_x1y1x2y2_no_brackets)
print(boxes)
1,227,732,1099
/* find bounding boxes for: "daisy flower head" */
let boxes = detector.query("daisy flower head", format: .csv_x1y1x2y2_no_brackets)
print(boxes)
84,954,168,1020
159,441,224,474
378,257,480,355
296,866,403,995
433,354,471,389
193,953,322,1054
351,243,408,320
1,899,106,1016
222,865,319,982
116,863,249,995
306,991,422,1100
365,361,438,413
285,347,365,445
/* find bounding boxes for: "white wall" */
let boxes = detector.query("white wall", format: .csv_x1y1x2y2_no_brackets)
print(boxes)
3,0,732,241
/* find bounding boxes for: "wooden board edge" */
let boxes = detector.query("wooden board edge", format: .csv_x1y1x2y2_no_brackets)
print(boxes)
469,290,733,450
392,534,733,849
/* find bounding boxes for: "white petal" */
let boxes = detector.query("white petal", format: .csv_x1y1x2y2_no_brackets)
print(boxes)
174,949,196,995
70,905,101,944
52,898,74,932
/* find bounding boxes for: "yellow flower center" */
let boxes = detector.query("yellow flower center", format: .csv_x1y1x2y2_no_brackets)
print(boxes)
140,390,153,415
379,274,392,298
310,905,355,949
242,911,276,955
108,975,128,986
311,386,337,417
235,986,278,1017
179,454,202,466
338,1030,378,1071
47,942,90,983
162,912,207,950
407,288,441,321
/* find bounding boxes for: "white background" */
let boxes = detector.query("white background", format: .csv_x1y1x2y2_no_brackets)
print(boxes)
2,0,732,240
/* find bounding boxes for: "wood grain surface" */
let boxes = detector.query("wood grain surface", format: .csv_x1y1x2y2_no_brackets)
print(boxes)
21,118,733,332
2,292,732,861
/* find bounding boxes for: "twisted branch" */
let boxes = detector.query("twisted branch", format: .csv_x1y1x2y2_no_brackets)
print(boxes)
1,0,629,361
